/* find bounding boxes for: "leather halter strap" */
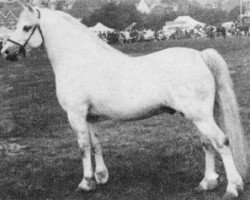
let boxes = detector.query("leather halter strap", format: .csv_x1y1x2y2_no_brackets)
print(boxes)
7,9,44,57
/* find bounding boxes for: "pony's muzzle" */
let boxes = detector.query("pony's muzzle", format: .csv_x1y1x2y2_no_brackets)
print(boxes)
1,45,24,61
1,49,19,61
1,49,9,58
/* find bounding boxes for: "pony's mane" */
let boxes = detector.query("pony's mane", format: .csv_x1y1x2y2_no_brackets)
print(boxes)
19,7,39,23
47,9,124,55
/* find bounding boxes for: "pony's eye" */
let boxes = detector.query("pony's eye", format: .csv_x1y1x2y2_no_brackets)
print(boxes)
23,26,32,32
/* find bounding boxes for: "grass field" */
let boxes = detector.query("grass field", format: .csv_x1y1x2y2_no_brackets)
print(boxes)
0,36,250,200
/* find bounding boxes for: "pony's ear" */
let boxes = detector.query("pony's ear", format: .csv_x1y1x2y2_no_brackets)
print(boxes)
19,0,34,13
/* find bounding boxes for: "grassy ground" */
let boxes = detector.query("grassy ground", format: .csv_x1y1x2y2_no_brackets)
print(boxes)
0,36,250,200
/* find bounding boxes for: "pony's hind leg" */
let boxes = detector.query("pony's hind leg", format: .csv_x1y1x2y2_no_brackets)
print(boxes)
194,119,243,199
196,142,219,191
89,126,109,184
67,109,96,191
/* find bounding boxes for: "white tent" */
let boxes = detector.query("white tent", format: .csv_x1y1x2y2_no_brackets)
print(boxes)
173,16,205,28
163,16,205,31
89,23,114,33
222,21,235,29
163,21,187,30
143,29,155,40
136,0,151,14
0,26,13,38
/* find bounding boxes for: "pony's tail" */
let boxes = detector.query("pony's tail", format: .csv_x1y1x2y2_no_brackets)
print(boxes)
201,48,248,180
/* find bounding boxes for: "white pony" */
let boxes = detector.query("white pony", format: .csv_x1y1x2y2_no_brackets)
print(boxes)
1,4,248,199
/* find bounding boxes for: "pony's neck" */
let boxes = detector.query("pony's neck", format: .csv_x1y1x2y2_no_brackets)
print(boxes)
39,9,124,70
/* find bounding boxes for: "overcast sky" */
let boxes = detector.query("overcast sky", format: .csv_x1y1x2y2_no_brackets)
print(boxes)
191,0,228,5
192,0,213,5
195,0,207,3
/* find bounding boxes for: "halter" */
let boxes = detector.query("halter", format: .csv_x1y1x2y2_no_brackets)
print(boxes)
7,9,44,57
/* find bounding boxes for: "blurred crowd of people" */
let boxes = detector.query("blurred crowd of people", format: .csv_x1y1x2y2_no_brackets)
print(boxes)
96,22,250,44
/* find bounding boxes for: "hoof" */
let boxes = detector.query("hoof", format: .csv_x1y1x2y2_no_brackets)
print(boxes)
236,182,244,194
95,169,109,184
221,192,238,200
78,178,96,191
222,179,244,200
195,177,219,192
194,185,206,193
206,178,218,190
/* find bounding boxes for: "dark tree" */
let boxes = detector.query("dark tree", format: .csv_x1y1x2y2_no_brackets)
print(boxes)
143,12,178,30
229,6,246,21
88,2,142,30
189,5,228,25
69,0,93,19
75,0,233,30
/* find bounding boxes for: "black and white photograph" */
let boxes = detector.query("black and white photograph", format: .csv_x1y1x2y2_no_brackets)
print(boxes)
0,0,250,199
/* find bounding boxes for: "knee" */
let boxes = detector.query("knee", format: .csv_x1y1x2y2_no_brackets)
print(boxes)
201,137,214,152
79,142,91,158
80,147,86,158
90,132,103,154
92,141,102,154
223,137,230,146
214,135,229,149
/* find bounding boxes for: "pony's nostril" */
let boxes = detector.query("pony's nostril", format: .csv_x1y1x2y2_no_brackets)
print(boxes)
4,50,9,55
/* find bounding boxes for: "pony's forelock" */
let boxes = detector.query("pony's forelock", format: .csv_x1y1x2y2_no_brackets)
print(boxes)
18,6,40,25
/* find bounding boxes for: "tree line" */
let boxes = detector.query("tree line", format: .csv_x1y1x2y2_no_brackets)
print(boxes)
11,0,242,31
67,1,244,31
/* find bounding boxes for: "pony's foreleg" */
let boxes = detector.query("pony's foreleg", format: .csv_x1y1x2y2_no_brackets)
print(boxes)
196,143,219,191
194,119,243,199
67,110,95,191
89,126,109,184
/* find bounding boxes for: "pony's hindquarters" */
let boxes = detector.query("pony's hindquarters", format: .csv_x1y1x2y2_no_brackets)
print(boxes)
201,49,248,179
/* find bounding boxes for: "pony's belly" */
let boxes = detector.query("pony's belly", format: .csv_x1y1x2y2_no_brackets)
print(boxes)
87,105,176,123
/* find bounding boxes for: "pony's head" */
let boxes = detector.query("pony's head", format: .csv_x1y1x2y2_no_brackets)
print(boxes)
1,3,43,61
